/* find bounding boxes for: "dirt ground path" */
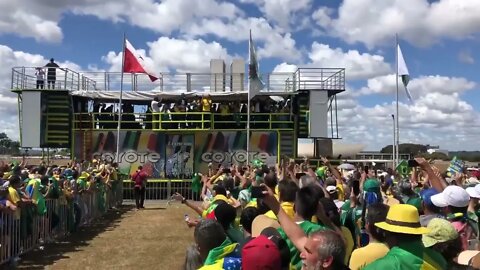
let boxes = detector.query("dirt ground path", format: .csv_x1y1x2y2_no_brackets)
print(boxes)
15,201,197,270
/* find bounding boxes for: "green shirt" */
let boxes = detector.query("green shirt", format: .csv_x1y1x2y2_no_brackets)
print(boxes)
341,202,363,247
363,240,447,270
278,220,327,270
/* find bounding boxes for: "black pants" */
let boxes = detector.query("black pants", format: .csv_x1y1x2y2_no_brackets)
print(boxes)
134,186,145,208
36,80,44,89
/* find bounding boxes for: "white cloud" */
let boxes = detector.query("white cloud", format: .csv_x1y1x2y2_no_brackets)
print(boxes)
331,95,480,150
186,17,302,61
0,1,300,62
273,43,391,81
314,0,480,48
311,7,334,30
272,63,298,73
0,1,63,42
102,37,234,73
458,50,475,64
330,73,480,150
0,44,83,140
148,37,233,73
308,43,391,80
240,0,312,29
71,0,242,34
0,0,242,43
357,74,476,97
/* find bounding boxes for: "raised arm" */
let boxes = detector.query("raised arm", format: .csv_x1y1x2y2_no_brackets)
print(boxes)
415,157,447,192
321,157,342,186
172,192,204,216
262,185,308,252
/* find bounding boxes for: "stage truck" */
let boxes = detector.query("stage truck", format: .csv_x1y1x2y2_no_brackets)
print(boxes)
11,62,345,198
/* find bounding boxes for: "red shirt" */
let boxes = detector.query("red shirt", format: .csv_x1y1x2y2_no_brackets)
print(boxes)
131,170,148,187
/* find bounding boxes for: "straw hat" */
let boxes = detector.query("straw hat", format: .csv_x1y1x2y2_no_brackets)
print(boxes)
375,204,430,235
251,215,280,237
78,172,90,179
458,250,480,267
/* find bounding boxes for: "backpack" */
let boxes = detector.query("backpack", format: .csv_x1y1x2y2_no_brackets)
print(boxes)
450,214,479,250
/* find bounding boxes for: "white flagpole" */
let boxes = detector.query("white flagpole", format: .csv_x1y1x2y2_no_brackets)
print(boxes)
116,33,126,163
392,114,396,169
246,30,251,164
395,34,400,167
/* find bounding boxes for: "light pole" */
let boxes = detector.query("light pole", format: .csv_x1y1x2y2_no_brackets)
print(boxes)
391,114,396,169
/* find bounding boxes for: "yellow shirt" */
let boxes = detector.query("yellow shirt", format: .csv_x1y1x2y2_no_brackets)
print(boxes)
349,242,390,270
264,202,295,220
202,98,211,112
337,183,345,201
8,186,21,219
8,186,20,205
274,185,280,201
341,226,354,265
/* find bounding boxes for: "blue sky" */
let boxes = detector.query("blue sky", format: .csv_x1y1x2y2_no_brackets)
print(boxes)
0,0,479,151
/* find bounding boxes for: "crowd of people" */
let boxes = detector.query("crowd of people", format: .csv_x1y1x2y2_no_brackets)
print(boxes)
0,159,122,265
173,156,480,270
86,94,293,130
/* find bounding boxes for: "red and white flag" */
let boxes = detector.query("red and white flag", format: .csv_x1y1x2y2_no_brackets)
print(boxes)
123,39,158,82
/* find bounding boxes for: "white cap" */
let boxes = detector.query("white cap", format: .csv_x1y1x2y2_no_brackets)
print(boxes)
326,186,337,194
466,177,480,185
431,185,470,208
467,184,480,199
334,200,345,209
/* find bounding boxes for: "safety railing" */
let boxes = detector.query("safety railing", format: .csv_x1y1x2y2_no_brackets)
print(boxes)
73,112,294,131
0,185,123,266
11,67,97,91
122,179,200,201
12,67,346,93
294,68,345,92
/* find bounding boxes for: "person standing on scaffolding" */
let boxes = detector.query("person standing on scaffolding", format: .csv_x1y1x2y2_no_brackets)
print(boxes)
45,58,59,89
35,67,45,89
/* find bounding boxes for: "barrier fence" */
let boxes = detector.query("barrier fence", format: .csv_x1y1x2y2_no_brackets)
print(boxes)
122,179,200,201
0,184,123,266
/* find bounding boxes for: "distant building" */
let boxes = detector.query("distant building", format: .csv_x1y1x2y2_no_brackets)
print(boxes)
427,148,449,156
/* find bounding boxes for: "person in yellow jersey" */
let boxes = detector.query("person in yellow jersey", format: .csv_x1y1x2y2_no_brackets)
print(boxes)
264,180,298,220
349,203,390,270
201,94,212,128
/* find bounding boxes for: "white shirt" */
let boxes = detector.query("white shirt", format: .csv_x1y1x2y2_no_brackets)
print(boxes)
151,100,160,112
36,69,45,80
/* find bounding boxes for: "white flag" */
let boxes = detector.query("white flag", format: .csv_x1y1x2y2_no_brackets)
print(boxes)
397,44,412,101
248,30,264,99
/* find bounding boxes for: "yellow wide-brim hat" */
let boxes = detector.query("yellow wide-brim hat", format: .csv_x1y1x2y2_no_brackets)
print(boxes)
375,204,430,235
78,172,90,179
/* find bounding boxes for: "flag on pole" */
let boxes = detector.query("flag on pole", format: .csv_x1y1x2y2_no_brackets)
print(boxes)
124,39,158,82
397,44,412,101
248,31,264,98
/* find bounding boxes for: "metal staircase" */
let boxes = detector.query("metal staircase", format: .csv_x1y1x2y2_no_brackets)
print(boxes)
83,123,93,161
296,91,310,139
279,131,295,158
43,92,71,148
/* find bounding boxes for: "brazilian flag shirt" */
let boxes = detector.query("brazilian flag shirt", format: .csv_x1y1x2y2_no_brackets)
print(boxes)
199,238,241,270
362,240,447,270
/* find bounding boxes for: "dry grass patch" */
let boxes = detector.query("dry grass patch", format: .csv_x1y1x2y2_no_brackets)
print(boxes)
17,201,198,270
